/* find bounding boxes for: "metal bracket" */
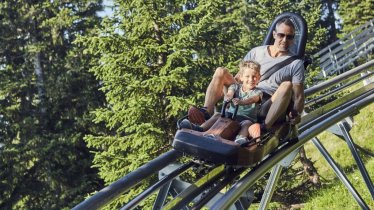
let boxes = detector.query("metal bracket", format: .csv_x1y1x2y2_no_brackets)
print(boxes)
326,117,354,137
154,163,253,210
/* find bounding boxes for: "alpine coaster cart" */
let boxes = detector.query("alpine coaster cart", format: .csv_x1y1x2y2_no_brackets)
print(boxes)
172,12,308,166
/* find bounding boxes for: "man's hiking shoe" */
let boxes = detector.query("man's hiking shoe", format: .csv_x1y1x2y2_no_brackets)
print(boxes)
179,119,204,132
188,106,211,125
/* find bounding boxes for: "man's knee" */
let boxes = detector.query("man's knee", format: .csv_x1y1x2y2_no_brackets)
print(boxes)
213,67,231,80
279,81,293,91
272,81,293,101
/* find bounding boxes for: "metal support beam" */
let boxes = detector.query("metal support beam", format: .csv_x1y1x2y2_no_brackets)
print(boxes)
337,121,374,199
312,137,369,210
162,165,226,210
153,180,173,210
258,148,299,210
72,150,181,210
258,164,282,210
121,162,194,210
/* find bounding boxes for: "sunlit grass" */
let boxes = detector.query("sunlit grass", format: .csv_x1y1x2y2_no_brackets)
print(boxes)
249,102,374,209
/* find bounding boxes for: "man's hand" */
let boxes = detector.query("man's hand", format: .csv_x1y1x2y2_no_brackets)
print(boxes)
288,110,301,125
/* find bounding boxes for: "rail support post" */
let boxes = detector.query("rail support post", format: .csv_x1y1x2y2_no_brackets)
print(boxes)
312,137,369,210
259,148,300,210
337,121,374,199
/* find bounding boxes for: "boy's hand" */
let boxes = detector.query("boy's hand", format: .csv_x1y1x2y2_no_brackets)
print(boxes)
232,98,241,105
224,96,233,102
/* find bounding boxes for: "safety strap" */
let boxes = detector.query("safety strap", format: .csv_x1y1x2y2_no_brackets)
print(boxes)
259,56,298,82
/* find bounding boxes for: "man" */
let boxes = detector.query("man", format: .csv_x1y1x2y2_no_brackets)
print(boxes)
188,18,305,136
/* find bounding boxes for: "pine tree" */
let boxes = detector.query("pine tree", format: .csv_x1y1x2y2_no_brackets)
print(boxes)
82,0,328,208
81,0,253,207
0,1,105,208
339,0,374,35
319,0,340,44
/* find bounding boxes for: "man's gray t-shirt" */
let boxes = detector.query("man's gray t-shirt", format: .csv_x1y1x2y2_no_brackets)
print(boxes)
243,45,305,95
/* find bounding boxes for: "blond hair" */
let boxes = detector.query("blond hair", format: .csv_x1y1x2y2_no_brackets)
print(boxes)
239,60,261,75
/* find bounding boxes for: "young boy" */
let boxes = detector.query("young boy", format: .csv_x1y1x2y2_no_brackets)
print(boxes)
179,60,262,145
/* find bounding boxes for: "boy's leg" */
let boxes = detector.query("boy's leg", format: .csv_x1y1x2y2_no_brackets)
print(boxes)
248,123,261,140
236,120,253,138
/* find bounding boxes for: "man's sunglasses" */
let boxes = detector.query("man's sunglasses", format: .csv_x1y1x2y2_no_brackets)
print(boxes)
275,32,295,40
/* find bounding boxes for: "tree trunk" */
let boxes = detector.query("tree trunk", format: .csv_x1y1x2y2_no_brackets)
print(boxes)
299,146,320,186
33,51,47,118
326,0,338,42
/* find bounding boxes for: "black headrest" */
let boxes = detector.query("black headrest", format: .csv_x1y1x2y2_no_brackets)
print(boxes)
262,12,308,58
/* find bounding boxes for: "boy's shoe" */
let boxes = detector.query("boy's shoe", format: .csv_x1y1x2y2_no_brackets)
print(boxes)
179,119,204,132
235,136,249,145
188,106,211,125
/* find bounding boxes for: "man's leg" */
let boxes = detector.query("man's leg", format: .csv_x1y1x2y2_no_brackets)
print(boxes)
203,67,236,115
189,67,236,124
264,81,293,129
201,113,221,131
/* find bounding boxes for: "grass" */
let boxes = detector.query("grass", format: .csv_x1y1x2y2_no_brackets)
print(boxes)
249,102,374,209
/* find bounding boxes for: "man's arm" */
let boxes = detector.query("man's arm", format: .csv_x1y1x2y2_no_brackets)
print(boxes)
292,83,304,113
225,89,235,101
234,72,242,83
289,83,304,124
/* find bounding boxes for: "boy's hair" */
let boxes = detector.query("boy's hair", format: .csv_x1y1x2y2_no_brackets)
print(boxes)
239,60,261,75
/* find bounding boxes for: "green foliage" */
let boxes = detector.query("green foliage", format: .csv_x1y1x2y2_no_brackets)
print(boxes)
81,1,253,207
339,0,374,35
80,0,328,208
0,1,105,209
318,0,340,44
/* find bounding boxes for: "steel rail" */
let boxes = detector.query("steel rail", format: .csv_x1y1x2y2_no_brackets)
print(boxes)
73,60,373,210
162,165,227,210
300,87,374,133
72,149,182,210
120,161,195,210
211,94,374,209
191,167,247,209
305,71,373,106
305,59,374,96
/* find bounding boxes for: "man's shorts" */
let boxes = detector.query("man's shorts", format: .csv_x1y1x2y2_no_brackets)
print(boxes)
257,92,292,124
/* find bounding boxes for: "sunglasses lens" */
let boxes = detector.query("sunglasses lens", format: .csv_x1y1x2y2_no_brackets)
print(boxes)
276,33,294,40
